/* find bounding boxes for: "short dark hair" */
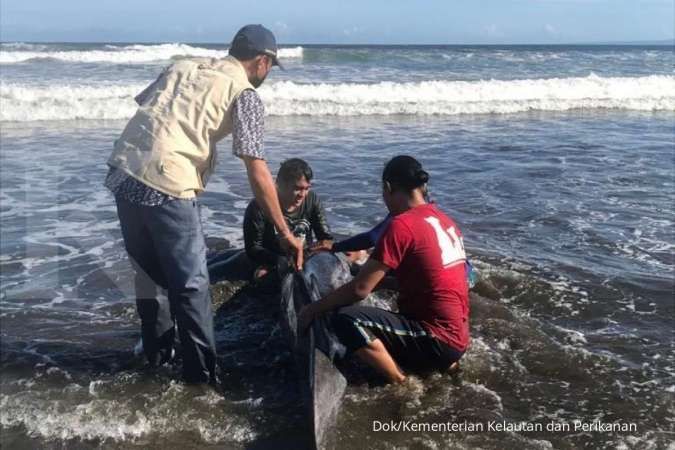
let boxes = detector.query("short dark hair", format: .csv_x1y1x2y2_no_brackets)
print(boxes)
382,155,429,192
277,158,313,185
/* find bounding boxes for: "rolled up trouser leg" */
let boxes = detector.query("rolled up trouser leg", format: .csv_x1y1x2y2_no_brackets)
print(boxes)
149,198,216,383
332,305,463,372
116,196,175,366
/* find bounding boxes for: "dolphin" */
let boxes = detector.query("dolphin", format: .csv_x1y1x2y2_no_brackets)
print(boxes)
280,252,354,450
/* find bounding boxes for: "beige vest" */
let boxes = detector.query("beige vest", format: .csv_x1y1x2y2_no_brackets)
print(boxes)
108,56,254,198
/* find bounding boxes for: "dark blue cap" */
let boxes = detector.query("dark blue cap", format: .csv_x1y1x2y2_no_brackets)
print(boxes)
229,24,283,69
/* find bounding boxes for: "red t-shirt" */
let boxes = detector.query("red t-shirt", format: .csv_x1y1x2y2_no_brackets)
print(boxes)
372,203,470,351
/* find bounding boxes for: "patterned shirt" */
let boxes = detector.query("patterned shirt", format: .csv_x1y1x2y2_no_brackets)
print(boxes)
231,89,265,160
105,89,265,206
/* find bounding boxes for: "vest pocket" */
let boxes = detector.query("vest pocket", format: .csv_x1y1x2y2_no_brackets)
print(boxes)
157,155,201,192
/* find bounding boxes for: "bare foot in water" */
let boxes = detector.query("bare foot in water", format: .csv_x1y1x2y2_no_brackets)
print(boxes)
447,361,460,375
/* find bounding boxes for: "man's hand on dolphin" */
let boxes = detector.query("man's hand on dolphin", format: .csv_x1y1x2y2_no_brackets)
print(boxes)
280,232,304,271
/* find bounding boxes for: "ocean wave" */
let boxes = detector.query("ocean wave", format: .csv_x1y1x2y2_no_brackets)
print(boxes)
0,83,146,121
0,42,51,51
260,74,675,116
1,74,673,121
0,43,303,64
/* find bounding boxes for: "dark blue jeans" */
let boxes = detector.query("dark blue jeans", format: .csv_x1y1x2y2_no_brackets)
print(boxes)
115,196,216,383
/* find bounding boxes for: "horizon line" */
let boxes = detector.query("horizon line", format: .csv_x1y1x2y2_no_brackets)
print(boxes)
2,39,674,47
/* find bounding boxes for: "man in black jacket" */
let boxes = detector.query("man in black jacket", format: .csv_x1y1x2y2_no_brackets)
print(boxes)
244,158,333,280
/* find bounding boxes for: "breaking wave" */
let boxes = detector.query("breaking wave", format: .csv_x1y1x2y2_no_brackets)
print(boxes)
0,43,304,64
1,74,673,121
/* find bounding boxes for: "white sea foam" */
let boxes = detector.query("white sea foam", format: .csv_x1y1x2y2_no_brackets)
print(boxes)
464,382,504,412
260,74,675,116
0,82,146,121
0,43,304,64
2,74,673,122
0,378,257,444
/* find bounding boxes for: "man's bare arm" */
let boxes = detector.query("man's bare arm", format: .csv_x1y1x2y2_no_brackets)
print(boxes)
298,258,390,329
374,273,399,291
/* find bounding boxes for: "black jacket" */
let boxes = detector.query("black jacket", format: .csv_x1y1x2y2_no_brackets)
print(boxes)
243,190,333,267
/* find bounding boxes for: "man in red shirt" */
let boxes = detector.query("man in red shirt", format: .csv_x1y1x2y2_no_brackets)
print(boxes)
299,155,469,383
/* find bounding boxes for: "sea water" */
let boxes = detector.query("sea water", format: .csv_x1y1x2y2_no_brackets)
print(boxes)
1,43,673,449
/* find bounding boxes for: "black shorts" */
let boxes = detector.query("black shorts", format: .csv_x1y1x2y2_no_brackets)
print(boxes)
331,305,464,372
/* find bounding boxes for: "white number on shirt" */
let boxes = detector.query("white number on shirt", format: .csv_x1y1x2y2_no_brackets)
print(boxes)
424,216,466,266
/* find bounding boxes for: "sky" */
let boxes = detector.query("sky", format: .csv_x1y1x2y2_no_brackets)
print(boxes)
1,0,673,44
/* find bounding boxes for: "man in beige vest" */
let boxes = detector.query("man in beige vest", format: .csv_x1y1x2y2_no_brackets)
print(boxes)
104,24,302,384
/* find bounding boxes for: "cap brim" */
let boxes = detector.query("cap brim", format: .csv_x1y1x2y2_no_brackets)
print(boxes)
261,50,284,70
